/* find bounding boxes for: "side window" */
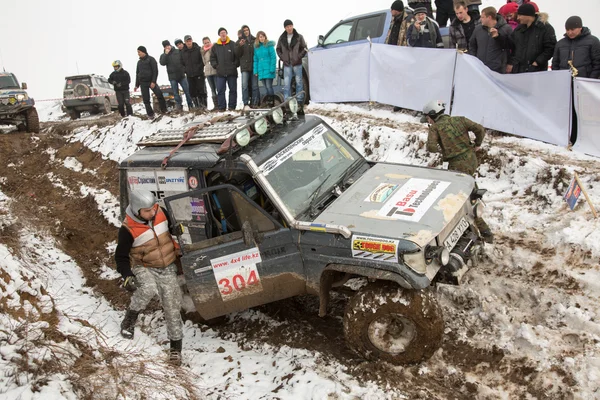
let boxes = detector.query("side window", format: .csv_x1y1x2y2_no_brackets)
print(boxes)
355,14,385,41
323,20,355,46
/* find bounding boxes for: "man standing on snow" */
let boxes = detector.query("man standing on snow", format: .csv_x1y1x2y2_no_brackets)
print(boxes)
160,40,193,111
276,19,308,114
135,46,167,118
450,1,481,51
507,3,556,73
108,60,133,117
115,190,184,366
421,100,493,243
469,7,513,73
211,27,242,111
180,35,208,109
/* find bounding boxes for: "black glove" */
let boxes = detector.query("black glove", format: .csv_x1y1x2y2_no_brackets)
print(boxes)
116,82,122,88
171,223,184,236
123,275,138,292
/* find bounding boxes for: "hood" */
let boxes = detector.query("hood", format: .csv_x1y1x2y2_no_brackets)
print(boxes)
217,37,231,45
494,15,508,29
563,26,591,39
0,89,27,96
314,163,473,248
256,40,275,48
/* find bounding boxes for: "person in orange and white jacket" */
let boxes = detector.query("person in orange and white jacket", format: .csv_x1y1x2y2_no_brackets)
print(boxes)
115,190,183,366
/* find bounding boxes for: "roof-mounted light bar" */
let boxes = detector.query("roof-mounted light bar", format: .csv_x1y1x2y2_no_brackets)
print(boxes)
217,92,305,155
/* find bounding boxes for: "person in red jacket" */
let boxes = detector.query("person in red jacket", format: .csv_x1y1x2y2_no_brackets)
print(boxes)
115,190,183,366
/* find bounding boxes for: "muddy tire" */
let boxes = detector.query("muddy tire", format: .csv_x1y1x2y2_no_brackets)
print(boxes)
25,107,40,133
67,109,80,120
343,282,444,364
102,98,111,114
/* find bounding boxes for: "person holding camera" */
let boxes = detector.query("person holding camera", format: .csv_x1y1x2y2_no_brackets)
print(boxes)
407,8,444,48
115,190,184,366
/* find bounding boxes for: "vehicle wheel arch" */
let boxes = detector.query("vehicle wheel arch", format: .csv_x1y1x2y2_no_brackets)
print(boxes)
318,263,412,317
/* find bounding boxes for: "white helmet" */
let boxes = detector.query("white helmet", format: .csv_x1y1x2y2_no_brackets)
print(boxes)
129,190,156,214
421,100,446,122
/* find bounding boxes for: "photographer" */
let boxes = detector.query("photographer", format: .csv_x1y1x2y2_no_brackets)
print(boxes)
407,7,444,48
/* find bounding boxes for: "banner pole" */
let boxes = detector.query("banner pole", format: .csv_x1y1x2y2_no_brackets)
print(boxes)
575,173,598,218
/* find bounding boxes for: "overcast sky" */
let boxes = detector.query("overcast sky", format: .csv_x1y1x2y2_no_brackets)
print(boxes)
2,0,599,100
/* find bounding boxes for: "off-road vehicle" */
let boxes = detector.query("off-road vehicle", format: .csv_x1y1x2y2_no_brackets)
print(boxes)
0,72,40,133
63,74,117,119
153,85,177,111
118,95,486,364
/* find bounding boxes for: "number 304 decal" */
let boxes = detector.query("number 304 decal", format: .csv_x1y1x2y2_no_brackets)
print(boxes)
210,248,263,301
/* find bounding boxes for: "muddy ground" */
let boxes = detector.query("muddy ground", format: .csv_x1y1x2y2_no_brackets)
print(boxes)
0,113,590,399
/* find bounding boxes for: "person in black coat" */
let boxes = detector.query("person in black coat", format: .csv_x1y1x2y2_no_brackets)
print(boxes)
160,40,193,110
507,4,556,73
180,35,208,109
135,46,167,118
108,60,133,117
210,28,243,111
552,16,600,79
469,7,513,73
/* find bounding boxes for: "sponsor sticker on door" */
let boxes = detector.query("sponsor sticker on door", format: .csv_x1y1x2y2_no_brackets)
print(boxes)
378,178,450,222
351,235,399,263
211,248,263,301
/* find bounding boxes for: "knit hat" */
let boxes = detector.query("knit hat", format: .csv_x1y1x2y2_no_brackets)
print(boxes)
517,3,536,17
565,16,583,30
137,46,147,54
184,34,192,41
283,19,293,27
413,7,427,15
218,27,227,35
391,0,404,12
162,40,170,48
498,2,518,16
174,38,183,46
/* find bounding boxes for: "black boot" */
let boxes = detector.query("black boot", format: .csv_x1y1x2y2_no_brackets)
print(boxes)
169,339,183,366
120,309,140,339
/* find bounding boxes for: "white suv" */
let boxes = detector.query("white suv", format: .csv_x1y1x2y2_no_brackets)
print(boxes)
62,74,118,119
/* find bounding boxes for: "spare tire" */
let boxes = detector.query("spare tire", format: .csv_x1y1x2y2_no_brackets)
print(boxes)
73,83,91,98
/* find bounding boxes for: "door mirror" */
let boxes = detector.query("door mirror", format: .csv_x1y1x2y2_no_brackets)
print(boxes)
318,35,324,46
21,82,27,90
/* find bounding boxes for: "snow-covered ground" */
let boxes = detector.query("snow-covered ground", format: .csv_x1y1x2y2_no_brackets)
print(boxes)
1,103,600,399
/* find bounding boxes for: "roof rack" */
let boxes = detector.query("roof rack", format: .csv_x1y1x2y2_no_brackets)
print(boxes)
137,116,243,147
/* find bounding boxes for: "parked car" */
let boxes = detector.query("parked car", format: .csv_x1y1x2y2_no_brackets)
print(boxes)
119,95,487,365
152,85,176,110
0,72,39,133
62,74,118,119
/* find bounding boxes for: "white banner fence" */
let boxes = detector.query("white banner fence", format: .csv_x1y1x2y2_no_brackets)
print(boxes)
573,78,600,158
308,43,585,153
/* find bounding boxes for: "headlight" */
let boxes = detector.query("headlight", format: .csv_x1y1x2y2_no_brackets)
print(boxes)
235,128,251,147
288,98,298,114
16,94,27,101
473,200,485,218
254,118,268,135
425,246,450,266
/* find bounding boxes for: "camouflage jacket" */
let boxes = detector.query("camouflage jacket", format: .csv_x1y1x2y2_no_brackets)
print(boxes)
385,12,413,47
427,115,485,160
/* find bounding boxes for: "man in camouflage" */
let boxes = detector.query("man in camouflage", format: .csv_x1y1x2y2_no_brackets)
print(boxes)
422,100,493,243
114,190,184,365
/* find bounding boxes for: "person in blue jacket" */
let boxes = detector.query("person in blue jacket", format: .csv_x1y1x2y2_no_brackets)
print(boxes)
253,31,277,107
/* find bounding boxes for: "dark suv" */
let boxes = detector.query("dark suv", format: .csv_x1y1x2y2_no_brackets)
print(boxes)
0,72,39,133
119,96,486,364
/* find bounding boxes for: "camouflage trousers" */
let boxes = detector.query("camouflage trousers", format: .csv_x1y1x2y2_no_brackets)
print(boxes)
447,150,491,234
447,150,478,177
130,263,183,341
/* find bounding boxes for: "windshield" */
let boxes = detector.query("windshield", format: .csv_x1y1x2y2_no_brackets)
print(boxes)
0,75,19,90
259,123,363,218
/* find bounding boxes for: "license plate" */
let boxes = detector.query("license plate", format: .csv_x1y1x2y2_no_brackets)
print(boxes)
444,217,469,252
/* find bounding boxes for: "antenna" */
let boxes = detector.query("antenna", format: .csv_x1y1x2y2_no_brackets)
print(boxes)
0,47,5,72
76,61,80,74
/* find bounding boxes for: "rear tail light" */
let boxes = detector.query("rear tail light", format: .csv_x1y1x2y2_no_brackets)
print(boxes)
93,88,98,95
